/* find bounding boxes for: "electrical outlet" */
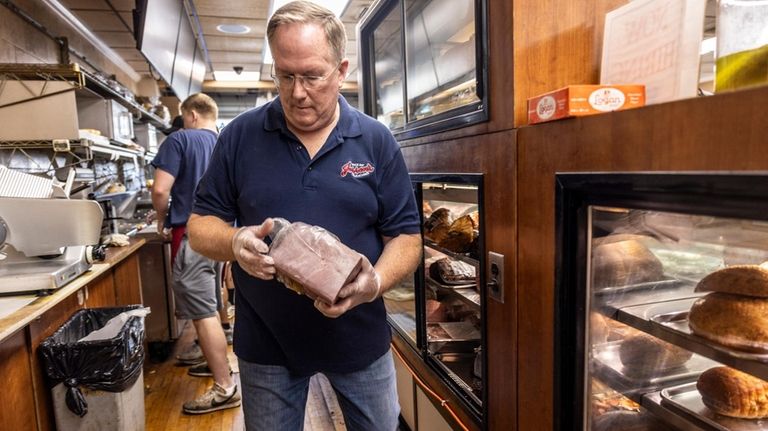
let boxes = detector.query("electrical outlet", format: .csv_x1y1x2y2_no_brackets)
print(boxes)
488,251,504,303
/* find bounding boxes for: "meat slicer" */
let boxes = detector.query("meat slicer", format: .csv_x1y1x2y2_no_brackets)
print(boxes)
0,197,104,294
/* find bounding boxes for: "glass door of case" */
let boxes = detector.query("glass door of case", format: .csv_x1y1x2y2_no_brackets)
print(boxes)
555,173,768,431
412,173,485,418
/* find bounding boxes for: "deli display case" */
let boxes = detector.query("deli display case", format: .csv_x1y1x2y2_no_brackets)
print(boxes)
358,0,489,140
554,173,768,431
384,173,485,421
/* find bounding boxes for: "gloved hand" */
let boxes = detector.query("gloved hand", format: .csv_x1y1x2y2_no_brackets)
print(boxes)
315,255,381,318
231,218,276,280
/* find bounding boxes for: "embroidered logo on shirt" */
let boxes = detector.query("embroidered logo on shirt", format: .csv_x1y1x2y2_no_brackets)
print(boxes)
340,161,375,178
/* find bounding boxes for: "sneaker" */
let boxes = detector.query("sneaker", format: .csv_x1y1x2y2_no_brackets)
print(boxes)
223,327,233,345
188,361,213,377
183,383,241,415
176,342,204,365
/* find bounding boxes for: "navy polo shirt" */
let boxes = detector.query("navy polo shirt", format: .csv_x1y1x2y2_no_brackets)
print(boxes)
193,96,420,374
151,128,217,227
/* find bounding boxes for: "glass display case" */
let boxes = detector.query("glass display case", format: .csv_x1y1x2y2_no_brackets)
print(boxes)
554,173,768,431
358,0,488,140
385,173,485,420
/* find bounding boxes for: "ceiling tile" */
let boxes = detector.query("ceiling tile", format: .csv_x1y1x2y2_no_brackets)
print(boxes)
75,10,131,32
95,31,136,48
197,16,266,38
203,35,262,52
192,0,270,19
208,50,262,64
112,47,144,61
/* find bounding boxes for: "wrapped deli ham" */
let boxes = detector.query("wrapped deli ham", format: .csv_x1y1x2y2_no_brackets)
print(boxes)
268,218,363,304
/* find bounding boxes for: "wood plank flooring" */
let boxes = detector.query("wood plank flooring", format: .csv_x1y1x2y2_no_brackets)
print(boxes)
143,322,346,431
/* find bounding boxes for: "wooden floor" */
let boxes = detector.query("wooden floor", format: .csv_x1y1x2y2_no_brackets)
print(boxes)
143,321,347,431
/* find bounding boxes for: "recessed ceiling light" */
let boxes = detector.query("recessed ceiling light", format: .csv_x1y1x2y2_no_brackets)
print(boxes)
214,70,261,81
216,24,251,34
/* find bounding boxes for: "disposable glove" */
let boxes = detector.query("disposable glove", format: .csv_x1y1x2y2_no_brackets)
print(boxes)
231,218,275,280
315,255,381,318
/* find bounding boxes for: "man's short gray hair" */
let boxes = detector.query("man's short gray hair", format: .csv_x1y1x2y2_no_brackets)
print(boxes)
266,1,347,64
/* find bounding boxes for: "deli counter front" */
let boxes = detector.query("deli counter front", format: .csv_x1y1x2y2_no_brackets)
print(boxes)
385,173,486,426
554,173,768,431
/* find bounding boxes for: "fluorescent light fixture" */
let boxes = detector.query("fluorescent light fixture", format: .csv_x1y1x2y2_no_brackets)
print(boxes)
213,70,262,81
262,0,351,65
216,24,251,34
700,37,716,55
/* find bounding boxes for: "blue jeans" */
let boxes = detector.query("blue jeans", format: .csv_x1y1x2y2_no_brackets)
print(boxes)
238,350,399,431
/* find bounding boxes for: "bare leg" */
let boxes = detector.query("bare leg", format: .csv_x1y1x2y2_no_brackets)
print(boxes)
193,316,234,388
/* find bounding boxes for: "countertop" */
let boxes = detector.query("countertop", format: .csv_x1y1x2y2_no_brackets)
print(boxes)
0,237,146,343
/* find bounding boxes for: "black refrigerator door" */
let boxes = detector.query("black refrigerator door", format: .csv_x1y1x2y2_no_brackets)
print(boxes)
554,172,768,431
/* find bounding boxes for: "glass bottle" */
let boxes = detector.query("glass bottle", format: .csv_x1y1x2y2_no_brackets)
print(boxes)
715,0,768,92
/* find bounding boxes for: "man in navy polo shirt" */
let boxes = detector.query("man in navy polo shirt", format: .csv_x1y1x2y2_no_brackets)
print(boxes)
151,93,240,415
187,2,422,430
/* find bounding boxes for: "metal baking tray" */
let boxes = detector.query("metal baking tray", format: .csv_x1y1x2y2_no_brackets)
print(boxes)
616,298,768,381
660,382,768,431
593,278,699,311
427,322,480,354
426,276,476,290
592,341,719,393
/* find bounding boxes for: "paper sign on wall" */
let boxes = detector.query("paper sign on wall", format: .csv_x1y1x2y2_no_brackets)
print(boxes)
600,0,706,104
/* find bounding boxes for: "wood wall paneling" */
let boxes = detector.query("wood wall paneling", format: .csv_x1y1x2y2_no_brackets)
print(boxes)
401,129,518,431
0,330,37,430
85,273,117,308
515,86,768,431
27,292,83,431
113,253,144,306
511,0,628,127
392,336,480,431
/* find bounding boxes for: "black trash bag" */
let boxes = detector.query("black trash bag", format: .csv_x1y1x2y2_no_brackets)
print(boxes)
39,305,146,417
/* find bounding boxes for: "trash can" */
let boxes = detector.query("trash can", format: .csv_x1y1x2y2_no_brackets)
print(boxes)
40,305,148,431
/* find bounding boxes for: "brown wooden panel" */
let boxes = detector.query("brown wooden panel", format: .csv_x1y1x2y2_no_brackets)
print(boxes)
392,336,480,431
0,330,37,430
28,292,83,431
113,253,144,306
515,86,768,430
511,0,628,127
85,273,116,308
402,129,518,431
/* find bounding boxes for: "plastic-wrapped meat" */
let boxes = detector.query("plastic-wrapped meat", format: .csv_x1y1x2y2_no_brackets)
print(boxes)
268,219,363,304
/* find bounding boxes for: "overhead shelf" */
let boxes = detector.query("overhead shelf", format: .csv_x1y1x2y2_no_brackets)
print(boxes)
0,63,84,109
81,70,171,132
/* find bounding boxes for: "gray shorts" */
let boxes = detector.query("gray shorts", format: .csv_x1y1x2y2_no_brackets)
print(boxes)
172,236,222,320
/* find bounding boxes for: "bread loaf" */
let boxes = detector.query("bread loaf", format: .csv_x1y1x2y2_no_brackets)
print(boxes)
590,312,610,345
591,236,664,289
618,332,692,377
688,292,768,351
429,258,476,285
695,264,768,298
438,214,476,253
697,366,768,418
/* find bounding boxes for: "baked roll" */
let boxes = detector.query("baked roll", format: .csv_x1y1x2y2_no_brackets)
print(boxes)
618,332,692,377
697,366,768,419
591,236,664,289
695,263,768,298
689,292,768,352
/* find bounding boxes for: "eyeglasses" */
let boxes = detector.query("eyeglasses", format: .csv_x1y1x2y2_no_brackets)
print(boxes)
270,62,340,91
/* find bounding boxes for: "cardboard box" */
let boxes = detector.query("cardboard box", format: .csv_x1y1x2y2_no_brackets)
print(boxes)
527,85,645,125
